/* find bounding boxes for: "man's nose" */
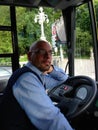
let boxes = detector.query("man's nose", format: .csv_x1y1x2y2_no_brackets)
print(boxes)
45,51,52,57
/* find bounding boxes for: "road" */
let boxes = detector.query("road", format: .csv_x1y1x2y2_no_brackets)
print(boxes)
52,57,95,79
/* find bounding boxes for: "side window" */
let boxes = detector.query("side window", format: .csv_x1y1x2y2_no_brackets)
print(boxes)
75,3,95,79
16,7,68,70
0,6,12,92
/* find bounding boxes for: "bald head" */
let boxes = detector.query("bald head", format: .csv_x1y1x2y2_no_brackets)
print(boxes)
29,40,51,52
27,40,52,72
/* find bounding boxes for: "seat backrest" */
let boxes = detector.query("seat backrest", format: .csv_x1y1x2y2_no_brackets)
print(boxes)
0,79,8,93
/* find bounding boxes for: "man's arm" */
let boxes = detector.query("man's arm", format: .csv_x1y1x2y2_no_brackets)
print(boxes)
13,72,73,130
44,65,54,74
44,65,68,89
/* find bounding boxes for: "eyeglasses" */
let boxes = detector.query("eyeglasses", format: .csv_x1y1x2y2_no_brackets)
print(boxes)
31,49,53,56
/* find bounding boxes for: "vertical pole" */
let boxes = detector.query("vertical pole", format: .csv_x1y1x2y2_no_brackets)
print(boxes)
10,6,20,72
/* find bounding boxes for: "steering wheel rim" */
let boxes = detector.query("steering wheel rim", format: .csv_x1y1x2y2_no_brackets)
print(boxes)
48,75,97,119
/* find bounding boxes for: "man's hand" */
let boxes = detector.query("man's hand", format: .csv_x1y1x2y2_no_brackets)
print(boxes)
44,65,53,74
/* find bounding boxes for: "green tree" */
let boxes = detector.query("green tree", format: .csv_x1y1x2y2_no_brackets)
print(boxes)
16,7,61,55
76,4,91,32
76,27,92,58
0,6,12,54
0,1,98,58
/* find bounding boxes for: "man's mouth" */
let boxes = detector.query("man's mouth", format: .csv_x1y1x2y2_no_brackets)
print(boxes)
43,60,51,66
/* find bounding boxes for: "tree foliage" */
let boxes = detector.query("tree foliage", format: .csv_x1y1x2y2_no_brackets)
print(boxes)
75,1,98,58
0,1,98,58
16,7,61,54
76,27,92,58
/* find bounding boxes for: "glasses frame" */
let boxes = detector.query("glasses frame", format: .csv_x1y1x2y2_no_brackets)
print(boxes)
31,49,53,56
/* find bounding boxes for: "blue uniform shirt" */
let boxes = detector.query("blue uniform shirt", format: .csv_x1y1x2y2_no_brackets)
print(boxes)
13,62,73,130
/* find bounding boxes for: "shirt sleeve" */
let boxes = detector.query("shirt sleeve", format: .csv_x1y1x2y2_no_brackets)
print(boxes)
13,72,73,130
45,65,68,89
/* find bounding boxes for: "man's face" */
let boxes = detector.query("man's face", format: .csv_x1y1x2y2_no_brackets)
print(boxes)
28,42,52,72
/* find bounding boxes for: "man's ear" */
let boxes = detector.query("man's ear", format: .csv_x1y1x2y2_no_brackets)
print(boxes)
27,52,32,61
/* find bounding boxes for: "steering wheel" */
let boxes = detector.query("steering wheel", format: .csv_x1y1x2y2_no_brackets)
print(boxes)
48,75,97,119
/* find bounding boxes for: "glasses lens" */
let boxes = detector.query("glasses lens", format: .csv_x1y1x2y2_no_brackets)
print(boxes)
32,49,52,56
39,50,46,55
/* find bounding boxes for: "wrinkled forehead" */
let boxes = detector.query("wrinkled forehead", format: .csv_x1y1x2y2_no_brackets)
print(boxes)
30,41,52,51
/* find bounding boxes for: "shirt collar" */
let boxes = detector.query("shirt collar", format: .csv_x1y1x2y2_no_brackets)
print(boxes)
26,62,43,76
